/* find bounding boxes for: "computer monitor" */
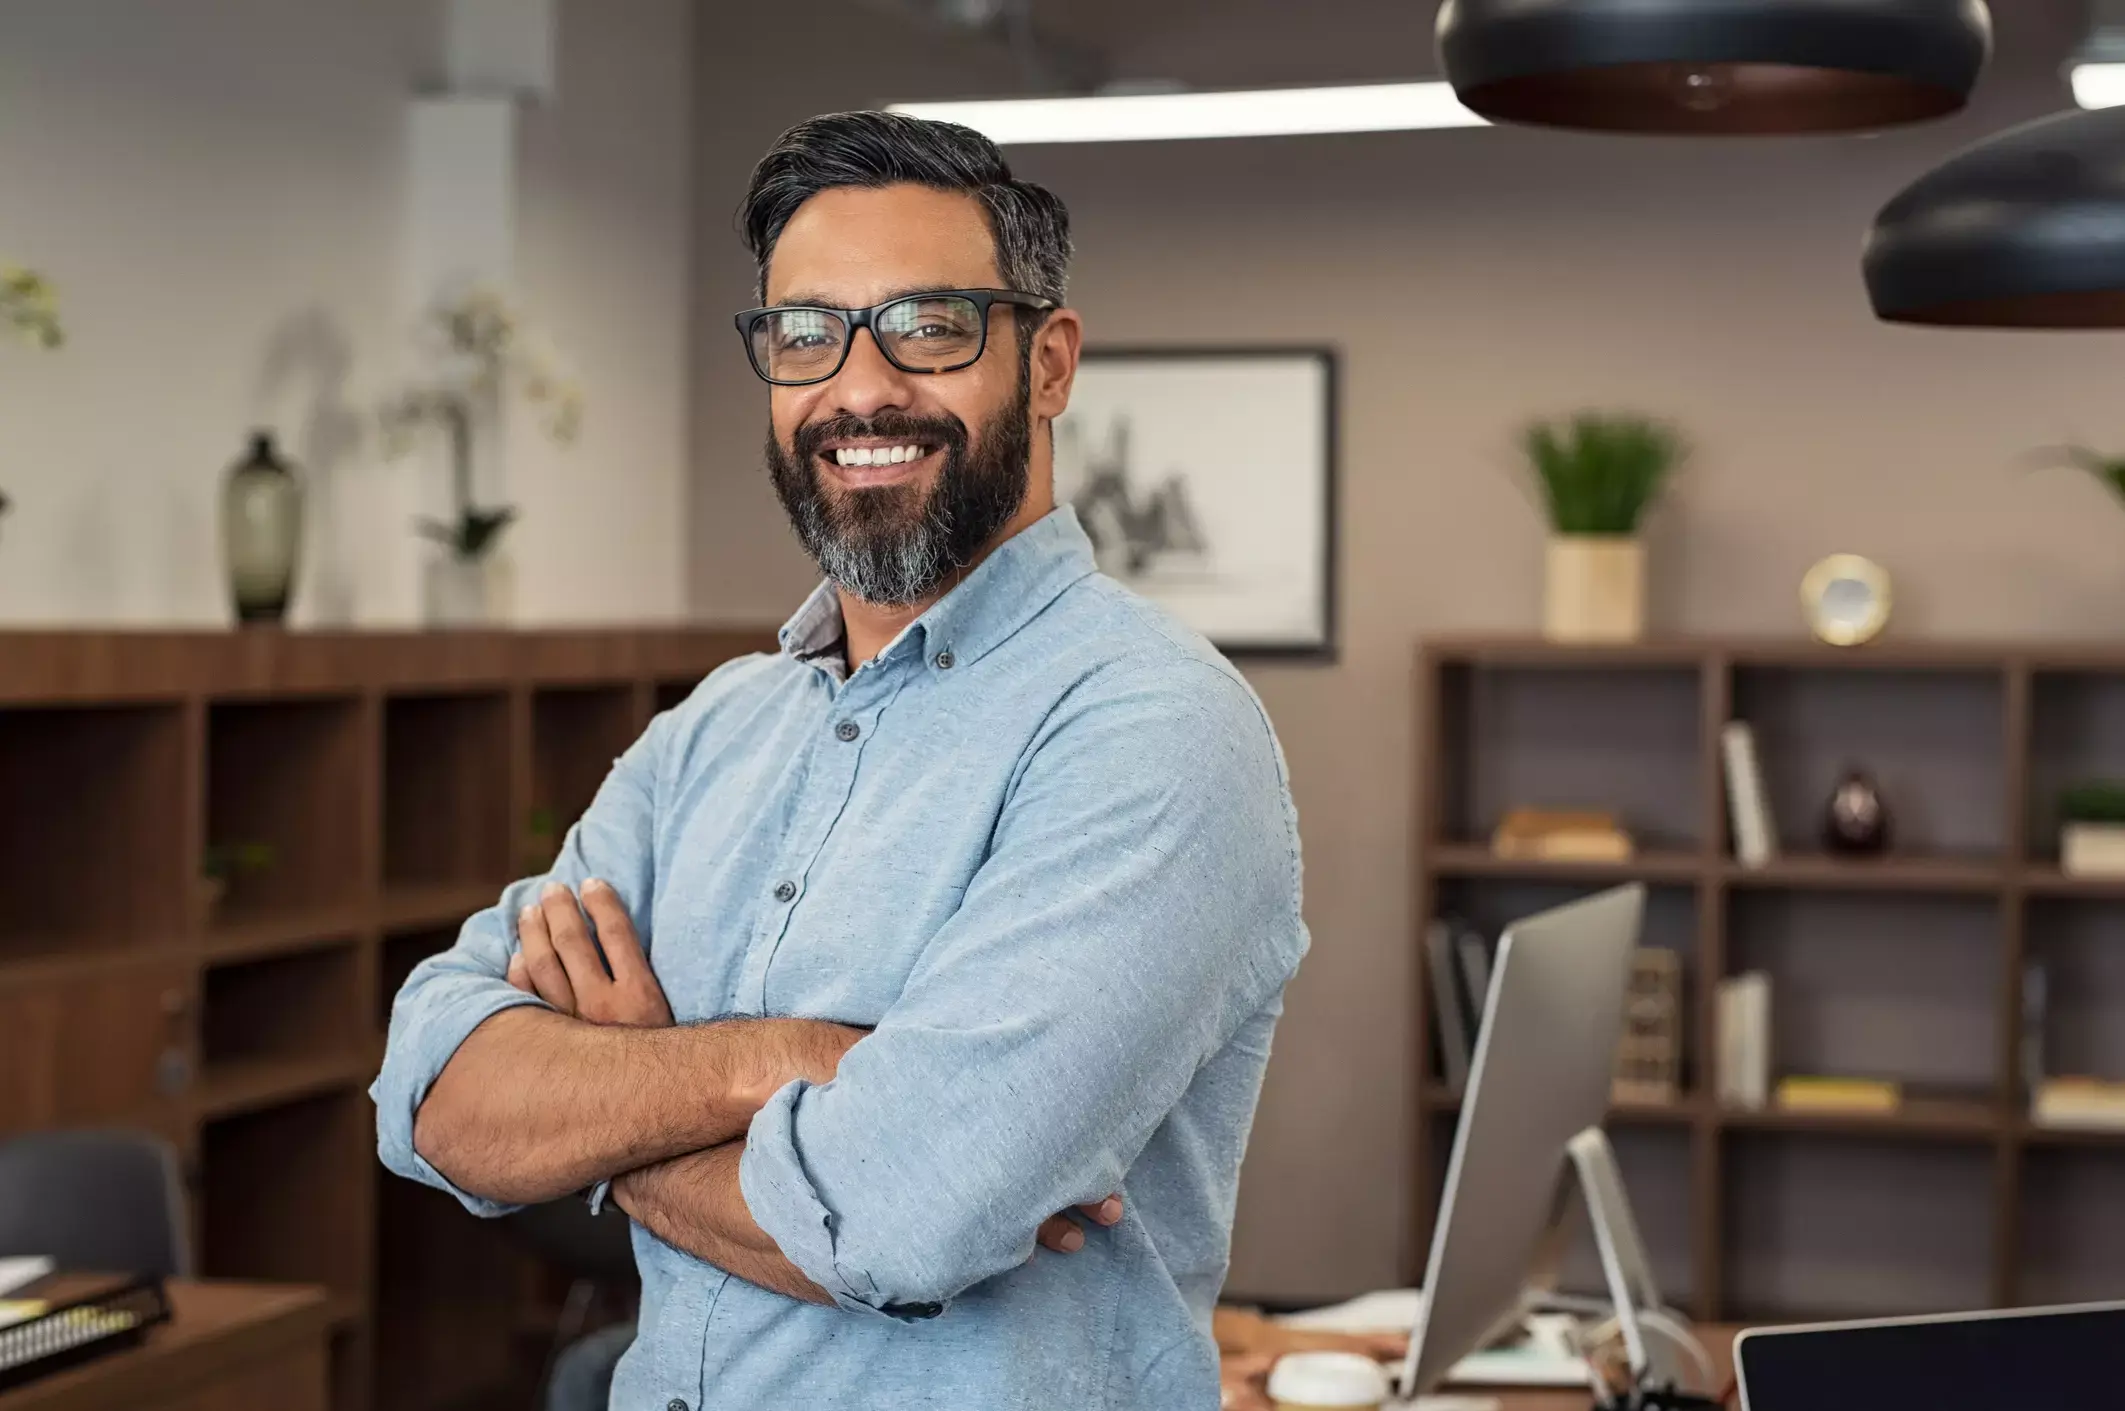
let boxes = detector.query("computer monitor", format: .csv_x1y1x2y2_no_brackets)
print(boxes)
1395,882,1647,1401
1735,1301,2125,1411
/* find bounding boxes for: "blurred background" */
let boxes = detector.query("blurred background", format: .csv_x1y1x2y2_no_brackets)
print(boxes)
6,1,2125,1408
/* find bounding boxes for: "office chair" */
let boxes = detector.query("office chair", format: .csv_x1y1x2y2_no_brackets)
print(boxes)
504,1196,639,1411
0,1128,193,1279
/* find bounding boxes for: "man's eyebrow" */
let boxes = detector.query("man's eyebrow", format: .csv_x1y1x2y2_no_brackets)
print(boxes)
767,284,975,309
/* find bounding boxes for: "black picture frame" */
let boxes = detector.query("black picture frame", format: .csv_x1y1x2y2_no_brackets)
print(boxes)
1058,345,1339,663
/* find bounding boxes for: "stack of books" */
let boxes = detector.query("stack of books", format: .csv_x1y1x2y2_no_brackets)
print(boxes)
2032,1076,2125,1130
1489,807,1633,862
1775,1075,1903,1114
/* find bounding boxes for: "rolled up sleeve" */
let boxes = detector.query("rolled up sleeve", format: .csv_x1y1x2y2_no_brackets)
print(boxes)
738,660,1308,1318
370,709,669,1217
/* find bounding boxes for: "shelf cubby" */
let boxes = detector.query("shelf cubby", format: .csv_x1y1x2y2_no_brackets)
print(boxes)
205,697,365,928
383,691,512,892
1723,1132,1995,1320
202,942,364,1083
199,1088,371,1300
2017,1144,2125,1307
530,684,640,869
0,704,188,955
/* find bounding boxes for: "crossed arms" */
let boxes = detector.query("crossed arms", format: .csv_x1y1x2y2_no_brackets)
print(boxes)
375,662,1300,1318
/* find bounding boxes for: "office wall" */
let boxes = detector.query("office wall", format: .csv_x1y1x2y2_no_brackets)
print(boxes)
689,2,2125,1300
0,0,690,626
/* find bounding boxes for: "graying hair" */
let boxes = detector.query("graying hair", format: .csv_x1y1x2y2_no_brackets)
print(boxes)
739,110,1072,309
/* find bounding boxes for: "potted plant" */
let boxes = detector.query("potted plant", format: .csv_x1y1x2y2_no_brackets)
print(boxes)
199,840,277,921
2060,781,2125,877
1,262,63,531
1519,411,1686,643
382,284,581,626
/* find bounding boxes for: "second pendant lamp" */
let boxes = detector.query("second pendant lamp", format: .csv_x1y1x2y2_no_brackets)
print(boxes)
1436,0,1994,135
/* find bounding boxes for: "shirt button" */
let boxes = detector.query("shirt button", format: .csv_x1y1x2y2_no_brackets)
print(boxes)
934,650,955,670
835,719,861,742
669,1401,689,1411
773,880,796,903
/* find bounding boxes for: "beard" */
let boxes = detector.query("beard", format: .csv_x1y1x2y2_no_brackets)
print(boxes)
767,390,1033,608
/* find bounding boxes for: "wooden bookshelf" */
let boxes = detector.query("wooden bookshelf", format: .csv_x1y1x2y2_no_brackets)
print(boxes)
0,626,773,1411
1414,636,2125,1325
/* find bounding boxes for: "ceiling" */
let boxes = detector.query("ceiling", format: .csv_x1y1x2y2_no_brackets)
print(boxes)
860,0,2098,95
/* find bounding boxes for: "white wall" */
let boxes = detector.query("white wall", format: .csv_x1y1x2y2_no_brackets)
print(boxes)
0,0,691,626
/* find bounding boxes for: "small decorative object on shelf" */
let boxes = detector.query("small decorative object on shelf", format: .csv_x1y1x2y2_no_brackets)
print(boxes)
1612,948,1682,1106
1519,410,1685,643
0,261,63,540
2058,780,2125,877
1821,766,1891,855
1775,1074,1902,1114
382,282,582,628
1800,552,1892,646
220,430,302,624
1490,805,1634,861
199,840,275,922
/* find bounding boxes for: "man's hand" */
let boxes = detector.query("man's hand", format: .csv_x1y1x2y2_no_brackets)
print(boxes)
508,878,673,1027
1036,1193,1124,1254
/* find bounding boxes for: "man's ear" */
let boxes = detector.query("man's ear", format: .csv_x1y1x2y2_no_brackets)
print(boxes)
1028,308,1083,423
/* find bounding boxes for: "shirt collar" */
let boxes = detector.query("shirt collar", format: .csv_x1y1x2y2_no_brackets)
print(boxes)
776,506,1099,676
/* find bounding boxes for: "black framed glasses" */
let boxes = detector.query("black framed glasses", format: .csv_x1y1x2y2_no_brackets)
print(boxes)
734,288,1057,386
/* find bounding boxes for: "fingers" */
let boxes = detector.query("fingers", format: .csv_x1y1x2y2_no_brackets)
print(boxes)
1036,1213,1085,1254
516,896,577,1013
505,950,533,993
580,878,649,983
540,880,608,994
1078,1194,1124,1227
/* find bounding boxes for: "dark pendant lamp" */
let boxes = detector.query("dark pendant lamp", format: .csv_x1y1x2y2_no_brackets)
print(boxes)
1436,1,1993,135
1866,105,2125,328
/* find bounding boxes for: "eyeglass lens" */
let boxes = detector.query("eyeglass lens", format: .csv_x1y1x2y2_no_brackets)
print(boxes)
750,295,987,381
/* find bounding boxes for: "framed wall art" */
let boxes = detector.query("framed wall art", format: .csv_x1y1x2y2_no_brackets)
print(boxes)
1054,345,1338,660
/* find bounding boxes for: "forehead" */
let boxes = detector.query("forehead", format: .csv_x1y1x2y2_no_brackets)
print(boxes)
765,184,1003,305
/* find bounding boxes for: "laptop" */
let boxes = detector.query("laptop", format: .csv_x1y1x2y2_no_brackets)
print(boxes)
1735,1301,2125,1411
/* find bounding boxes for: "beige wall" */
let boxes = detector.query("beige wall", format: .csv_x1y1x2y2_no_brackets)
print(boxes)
0,0,691,626
689,1,2125,1300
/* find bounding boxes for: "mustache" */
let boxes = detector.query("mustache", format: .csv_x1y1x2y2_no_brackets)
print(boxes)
793,410,967,466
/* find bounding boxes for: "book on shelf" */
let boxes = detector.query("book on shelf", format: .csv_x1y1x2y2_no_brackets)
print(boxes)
1426,919,1473,1096
1716,970,1772,1110
1721,720,1778,868
2032,1076,2125,1130
1775,1075,1903,1114
1489,807,1633,862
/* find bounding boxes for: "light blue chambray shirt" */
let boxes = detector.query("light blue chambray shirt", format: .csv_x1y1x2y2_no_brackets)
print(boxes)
372,506,1309,1410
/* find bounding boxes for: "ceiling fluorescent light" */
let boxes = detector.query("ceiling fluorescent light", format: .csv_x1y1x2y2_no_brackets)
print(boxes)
2072,62,2125,109
885,82,1490,145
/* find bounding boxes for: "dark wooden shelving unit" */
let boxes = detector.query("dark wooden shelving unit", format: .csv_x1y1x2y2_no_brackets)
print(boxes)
0,626,773,1411
1414,635,2125,1326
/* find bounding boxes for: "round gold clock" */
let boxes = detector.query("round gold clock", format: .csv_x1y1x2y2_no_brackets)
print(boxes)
1801,553,1892,646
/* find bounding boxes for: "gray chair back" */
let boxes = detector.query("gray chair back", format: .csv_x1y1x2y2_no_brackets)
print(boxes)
0,1129,192,1279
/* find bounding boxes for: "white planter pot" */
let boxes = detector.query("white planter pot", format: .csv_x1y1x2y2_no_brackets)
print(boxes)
2061,821,2125,877
1544,534,1646,643
423,553,516,628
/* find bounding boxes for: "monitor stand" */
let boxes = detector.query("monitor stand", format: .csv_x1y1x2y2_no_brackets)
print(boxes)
1521,1127,1711,1400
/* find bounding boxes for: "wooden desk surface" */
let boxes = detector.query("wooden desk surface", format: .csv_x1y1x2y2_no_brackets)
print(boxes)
0,1279,332,1411
1482,1326,1742,1411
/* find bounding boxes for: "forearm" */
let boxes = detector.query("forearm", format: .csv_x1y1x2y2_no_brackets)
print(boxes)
412,1007,811,1206
613,1143,833,1306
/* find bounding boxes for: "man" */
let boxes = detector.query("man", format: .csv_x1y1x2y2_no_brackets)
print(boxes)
373,109,1308,1410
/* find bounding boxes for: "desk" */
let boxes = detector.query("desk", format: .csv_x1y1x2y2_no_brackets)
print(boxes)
1480,1326,1742,1411
0,1279,331,1411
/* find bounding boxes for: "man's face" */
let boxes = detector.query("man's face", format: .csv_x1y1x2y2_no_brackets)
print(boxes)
761,184,1040,607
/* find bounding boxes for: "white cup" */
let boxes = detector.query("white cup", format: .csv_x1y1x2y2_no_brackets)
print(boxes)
1266,1350,1392,1411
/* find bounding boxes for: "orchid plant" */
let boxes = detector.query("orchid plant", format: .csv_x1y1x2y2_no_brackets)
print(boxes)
381,284,582,561
1,263,63,521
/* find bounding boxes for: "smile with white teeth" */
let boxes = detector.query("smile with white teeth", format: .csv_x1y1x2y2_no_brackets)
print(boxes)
832,444,927,467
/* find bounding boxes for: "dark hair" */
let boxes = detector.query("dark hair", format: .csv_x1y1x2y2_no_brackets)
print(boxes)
738,110,1072,309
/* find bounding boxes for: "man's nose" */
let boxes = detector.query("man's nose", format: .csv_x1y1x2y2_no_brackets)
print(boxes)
827,327,917,419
